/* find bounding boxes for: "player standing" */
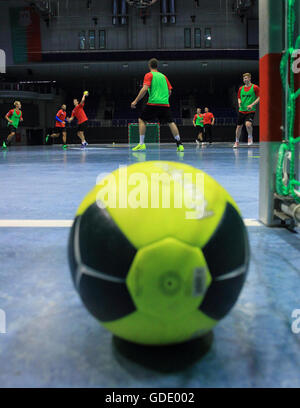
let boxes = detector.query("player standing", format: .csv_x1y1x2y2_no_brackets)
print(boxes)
2,101,23,149
193,108,204,145
67,92,89,148
131,58,184,152
46,104,68,150
203,107,215,144
233,73,260,148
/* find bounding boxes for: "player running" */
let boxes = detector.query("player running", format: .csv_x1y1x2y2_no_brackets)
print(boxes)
193,108,204,145
203,107,215,144
233,73,260,148
46,104,68,149
131,58,184,152
2,101,23,149
67,92,89,148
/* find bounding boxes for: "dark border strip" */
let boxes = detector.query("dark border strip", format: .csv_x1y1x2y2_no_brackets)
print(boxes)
41,49,259,63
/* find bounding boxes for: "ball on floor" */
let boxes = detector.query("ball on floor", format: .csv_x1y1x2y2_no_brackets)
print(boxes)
68,161,249,345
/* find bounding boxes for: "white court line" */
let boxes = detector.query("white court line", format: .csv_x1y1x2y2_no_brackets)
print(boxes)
68,147,108,151
244,219,261,227
0,220,73,227
0,219,262,227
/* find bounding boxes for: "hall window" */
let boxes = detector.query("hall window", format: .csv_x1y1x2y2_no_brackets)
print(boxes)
79,31,86,50
194,28,201,48
205,28,212,48
184,28,191,48
89,30,95,49
99,30,106,49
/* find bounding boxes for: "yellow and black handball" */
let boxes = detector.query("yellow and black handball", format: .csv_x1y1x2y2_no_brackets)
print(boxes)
68,161,249,345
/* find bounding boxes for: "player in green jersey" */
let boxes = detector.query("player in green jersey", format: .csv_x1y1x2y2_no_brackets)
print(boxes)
2,101,23,149
233,73,260,148
193,108,204,146
131,58,184,152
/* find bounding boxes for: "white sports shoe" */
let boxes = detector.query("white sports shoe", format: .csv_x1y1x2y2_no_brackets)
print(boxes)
233,142,239,148
248,138,253,146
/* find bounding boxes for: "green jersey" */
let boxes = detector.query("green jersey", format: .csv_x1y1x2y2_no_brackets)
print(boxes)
194,113,204,127
7,109,22,129
239,84,257,112
144,71,172,106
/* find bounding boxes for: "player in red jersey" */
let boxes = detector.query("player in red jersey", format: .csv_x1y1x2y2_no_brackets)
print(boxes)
67,92,89,148
233,73,260,148
45,104,68,149
203,107,215,144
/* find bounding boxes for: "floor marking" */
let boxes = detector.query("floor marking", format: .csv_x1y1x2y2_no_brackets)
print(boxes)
0,220,73,227
0,219,262,228
244,219,261,226
68,147,109,151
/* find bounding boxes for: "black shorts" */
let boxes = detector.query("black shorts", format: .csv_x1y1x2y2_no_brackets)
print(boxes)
8,125,17,134
54,127,66,135
237,112,255,126
77,121,88,132
139,105,174,124
196,125,204,133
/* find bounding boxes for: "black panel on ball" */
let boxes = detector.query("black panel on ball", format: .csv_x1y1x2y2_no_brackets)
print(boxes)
79,203,137,279
199,274,247,321
200,202,249,320
68,216,80,284
68,203,138,322
79,274,136,322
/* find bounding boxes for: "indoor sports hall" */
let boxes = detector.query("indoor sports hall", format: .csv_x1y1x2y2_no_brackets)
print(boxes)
0,0,299,389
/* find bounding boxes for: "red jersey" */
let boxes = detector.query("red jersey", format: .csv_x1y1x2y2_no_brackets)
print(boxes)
203,112,214,125
56,109,66,128
71,102,88,125
238,84,260,114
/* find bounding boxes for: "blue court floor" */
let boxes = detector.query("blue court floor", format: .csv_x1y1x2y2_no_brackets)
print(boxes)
0,143,299,388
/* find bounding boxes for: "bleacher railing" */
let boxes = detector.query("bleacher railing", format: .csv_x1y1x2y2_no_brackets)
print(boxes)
82,117,238,127
0,82,57,94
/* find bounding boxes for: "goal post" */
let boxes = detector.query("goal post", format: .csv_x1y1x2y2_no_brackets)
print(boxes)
128,123,160,144
259,0,300,227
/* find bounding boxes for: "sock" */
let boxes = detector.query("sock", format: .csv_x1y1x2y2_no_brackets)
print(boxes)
248,131,253,140
139,135,145,145
174,135,182,147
